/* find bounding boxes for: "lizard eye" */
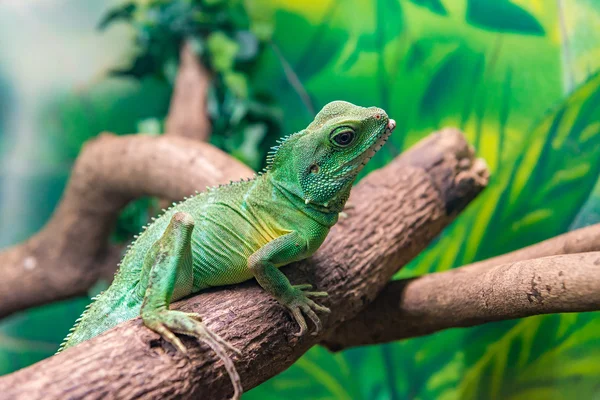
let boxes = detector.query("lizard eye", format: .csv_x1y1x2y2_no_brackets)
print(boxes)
330,127,355,147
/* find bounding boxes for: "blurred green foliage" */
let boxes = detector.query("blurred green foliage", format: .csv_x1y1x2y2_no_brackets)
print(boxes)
40,77,171,163
1,0,600,399
98,0,283,170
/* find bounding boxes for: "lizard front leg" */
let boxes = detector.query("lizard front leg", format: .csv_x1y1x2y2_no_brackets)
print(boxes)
139,212,242,400
248,232,330,336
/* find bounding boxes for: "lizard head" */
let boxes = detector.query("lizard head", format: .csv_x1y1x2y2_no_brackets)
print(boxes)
268,100,395,211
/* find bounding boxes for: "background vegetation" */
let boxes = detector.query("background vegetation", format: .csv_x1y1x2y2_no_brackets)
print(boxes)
1,0,599,398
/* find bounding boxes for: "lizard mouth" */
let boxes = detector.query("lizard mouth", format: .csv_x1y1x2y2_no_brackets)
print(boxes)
330,117,396,178
357,118,396,170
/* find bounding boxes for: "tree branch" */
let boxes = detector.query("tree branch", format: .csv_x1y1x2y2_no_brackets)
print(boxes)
0,134,253,319
463,222,600,271
0,39,220,319
323,222,600,350
322,252,600,350
165,41,212,140
0,128,488,399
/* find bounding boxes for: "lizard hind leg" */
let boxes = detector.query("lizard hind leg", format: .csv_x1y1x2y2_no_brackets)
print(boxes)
139,211,243,400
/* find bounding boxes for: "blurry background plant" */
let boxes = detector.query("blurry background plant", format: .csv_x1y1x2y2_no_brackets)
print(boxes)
97,0,283,170
1,0,600,398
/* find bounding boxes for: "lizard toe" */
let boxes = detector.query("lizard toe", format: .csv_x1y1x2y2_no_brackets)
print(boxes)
144,309,242,400
290,306,308,337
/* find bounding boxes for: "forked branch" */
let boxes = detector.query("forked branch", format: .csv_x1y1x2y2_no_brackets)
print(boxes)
0,135,252,319
0,129,488,399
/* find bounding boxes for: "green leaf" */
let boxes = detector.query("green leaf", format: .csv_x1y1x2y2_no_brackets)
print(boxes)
405,38,459,72
207,31,240,72
570,172,600,230
411,71,600,274
111,197,158,243
97,2,136,30
419,48,462,115
403,72,600,399
409,0,447,16
245,347,361,400
466,0,544,35
110,53,159,79
483,72,600,256
419,47,485,125
275,9,349,83
224,71,249,99
230,123,266,169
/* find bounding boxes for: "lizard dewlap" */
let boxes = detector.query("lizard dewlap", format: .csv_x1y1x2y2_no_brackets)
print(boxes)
59,100,395,399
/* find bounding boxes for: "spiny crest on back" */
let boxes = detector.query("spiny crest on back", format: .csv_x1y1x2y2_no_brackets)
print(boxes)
56,291,104,353
263,131,303,172
106,174,260,288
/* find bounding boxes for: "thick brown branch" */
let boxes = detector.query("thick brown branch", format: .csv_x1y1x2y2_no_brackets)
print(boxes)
323,252,600,350
465,222,600,271
0,128,488,399
165,42,212,140
323,221,600,349
0,135,252,319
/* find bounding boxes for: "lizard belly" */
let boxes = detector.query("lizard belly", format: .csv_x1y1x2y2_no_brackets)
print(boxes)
190,204,281,288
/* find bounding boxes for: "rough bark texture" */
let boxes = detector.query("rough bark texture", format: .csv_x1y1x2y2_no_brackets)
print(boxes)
465,223,600,271
324,252,600,350
0,134,253,319
164,42,212,140
0,128,488,399
324,221,600,349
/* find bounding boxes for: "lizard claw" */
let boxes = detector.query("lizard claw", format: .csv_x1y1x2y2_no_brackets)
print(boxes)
142,309,243,399
286,285,330,337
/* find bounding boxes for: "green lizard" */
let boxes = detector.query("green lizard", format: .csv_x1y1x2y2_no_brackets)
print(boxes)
59,100,395,399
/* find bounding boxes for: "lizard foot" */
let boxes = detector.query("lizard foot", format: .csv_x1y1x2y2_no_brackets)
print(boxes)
142,309,242,400
285,284,330,337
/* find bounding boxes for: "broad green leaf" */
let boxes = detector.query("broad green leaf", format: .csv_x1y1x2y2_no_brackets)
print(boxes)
398,71,600,399
484,72,600,256
4,2,600,400
570,173,600,230
245,346,361,400
404,39,459,72
409,0,447,16
419,46,485,130
466,0,545,35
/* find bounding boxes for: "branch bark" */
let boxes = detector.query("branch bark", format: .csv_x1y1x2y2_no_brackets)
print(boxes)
464,222,600,271
164,42,212,140
323,252,600,350
0,128,488,399
0,135,252,319
323,222,600,349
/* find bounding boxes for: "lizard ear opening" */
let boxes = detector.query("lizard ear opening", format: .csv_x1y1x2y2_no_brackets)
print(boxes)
309,164,320,174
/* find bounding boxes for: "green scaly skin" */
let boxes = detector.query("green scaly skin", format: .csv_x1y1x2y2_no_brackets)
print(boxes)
59,101,395,399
